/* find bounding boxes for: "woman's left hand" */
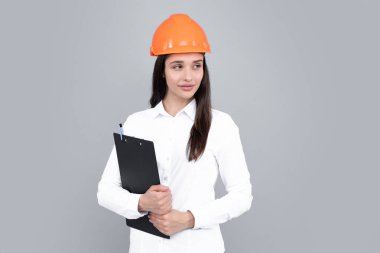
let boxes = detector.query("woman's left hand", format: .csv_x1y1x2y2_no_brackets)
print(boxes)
148,209,194,236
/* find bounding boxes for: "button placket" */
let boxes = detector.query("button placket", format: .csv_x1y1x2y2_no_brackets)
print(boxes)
162,117,176,184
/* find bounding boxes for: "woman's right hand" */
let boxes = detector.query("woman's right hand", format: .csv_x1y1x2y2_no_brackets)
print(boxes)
138,185,172,215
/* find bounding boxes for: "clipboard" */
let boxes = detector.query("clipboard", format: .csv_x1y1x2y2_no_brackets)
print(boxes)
113,133,170,239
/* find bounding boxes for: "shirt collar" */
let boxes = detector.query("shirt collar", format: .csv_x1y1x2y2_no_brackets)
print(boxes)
151,98,197,121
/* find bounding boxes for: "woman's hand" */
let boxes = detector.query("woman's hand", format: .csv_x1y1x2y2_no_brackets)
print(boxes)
138,185,172,215
149,209,195,236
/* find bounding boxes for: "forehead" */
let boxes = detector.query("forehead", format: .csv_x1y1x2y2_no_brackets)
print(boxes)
166,53,204,63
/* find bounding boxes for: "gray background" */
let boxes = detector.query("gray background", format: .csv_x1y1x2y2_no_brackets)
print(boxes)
1,0,379,252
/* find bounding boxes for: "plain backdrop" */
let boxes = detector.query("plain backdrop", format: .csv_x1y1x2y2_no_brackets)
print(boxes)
1,0,379,252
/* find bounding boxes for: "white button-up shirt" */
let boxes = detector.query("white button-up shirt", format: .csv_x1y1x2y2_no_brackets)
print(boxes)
97,98,252,253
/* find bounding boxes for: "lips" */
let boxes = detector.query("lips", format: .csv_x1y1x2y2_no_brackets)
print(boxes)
179,84,195,91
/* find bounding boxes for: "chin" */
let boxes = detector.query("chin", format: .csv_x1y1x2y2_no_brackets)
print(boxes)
179,93,195,100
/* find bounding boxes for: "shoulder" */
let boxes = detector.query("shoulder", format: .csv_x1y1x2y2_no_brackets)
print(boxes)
211,108,239,134
124,106,156,123
207,109,241,151
122,107,155,133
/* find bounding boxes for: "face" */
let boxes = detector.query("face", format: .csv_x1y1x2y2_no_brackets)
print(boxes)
163,53,204,103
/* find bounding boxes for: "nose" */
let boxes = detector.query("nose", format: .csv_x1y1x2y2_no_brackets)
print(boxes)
183,67,193,82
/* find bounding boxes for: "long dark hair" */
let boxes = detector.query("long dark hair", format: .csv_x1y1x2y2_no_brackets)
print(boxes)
149,54,212,162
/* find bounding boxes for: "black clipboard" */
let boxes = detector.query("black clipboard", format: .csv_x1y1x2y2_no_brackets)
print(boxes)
113,133,170,239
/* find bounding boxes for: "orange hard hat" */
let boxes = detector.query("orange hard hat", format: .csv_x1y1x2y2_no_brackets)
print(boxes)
150,14,211,56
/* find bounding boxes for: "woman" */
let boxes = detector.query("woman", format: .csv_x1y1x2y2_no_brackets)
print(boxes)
97,14,253,253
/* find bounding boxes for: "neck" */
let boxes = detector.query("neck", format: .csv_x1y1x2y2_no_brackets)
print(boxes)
162,96,193,117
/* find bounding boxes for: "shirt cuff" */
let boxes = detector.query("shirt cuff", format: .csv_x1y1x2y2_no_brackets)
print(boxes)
187,207,205,229
130,193,149,217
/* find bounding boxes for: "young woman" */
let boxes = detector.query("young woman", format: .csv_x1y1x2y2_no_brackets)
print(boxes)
97,14,253,253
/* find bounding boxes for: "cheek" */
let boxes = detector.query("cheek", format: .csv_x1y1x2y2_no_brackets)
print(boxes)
166,75,179,88
164,71,177,86
195,71,204,84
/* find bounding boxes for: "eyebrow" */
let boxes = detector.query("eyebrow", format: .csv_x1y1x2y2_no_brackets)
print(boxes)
168,59,203,64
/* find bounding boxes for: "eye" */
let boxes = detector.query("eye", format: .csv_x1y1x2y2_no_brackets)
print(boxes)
193,64,202,69
172,65,182,70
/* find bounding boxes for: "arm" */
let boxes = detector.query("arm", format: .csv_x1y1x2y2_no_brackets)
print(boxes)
188,116,253,229
97,116,172,219
97,144,148,219
148,209,195,236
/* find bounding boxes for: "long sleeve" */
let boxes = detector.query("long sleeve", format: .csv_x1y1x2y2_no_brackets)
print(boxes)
189,117,253,229
97,118,148,219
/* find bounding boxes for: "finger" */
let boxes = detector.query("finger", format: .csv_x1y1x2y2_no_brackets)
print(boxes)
155,191,172,203
149,213,158,221
164,204,172,213
149,216,158,227
163,195,172,205
157,191,172,201
150,184,169,192
165,192,173,203
150,216,164,229
149,213,164,221
149,218,159,228
157,196,169,207
151,219,168,234
151,222,167,235
159,203,171,214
